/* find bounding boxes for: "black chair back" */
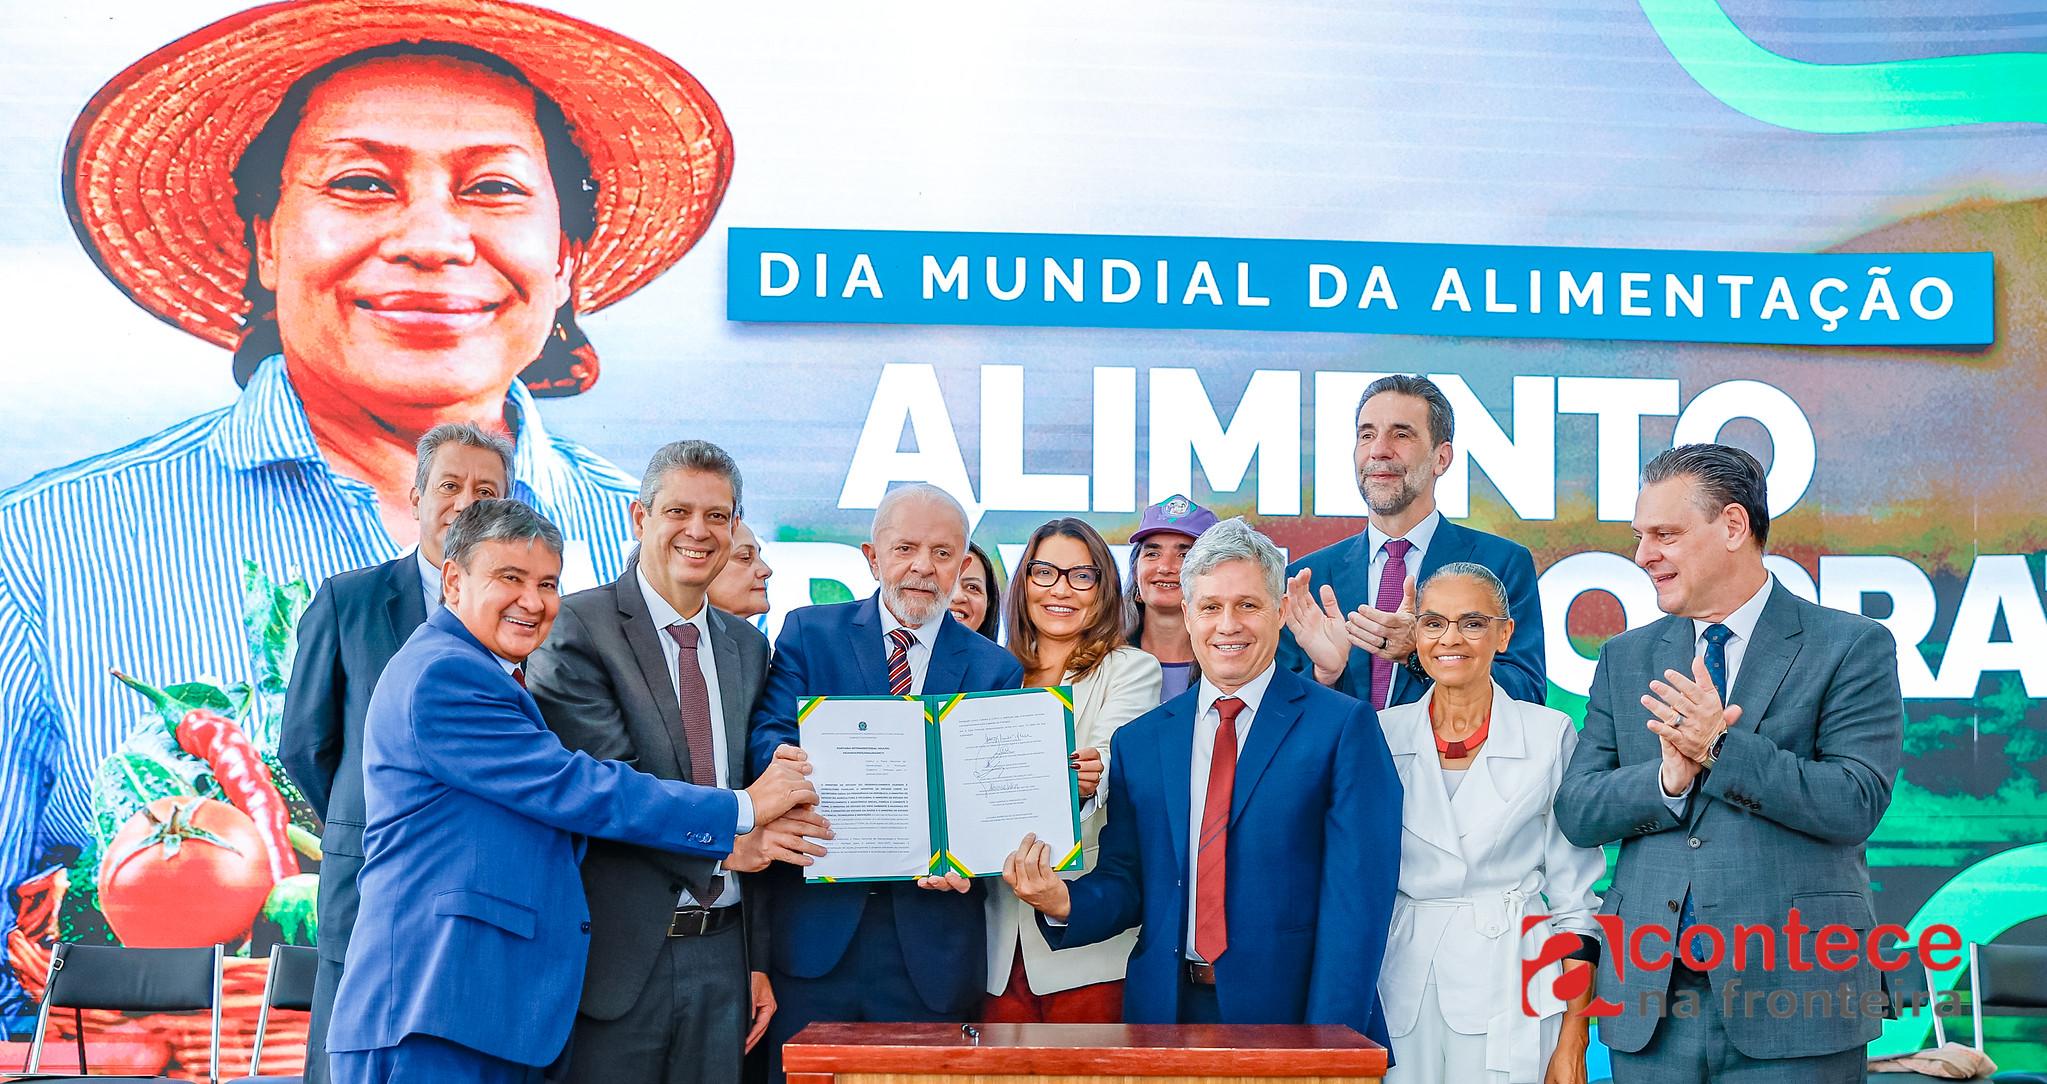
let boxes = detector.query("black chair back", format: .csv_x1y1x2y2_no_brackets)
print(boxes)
43,944,218,1011
1977,942,2047,1010
25,942,223,1083
266,945,318,1013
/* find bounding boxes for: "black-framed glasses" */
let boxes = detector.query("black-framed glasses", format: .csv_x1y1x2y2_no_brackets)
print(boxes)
1417,612,1506,639
1026,560,1102,591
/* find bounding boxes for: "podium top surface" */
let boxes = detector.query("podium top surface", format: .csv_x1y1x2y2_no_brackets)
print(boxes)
782,1022,1388,1076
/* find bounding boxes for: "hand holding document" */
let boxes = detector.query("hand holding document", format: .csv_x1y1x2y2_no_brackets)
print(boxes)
795,687,1084,882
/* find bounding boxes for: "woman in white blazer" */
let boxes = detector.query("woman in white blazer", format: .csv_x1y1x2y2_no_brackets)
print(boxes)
1380,562,1605,1084
983,517,1162,1022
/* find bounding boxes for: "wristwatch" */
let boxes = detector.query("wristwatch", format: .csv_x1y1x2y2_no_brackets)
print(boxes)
1701,730,1728,768
1403,651,1429,683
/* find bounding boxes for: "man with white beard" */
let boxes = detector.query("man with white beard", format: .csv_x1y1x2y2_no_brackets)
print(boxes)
748,484,1023,1079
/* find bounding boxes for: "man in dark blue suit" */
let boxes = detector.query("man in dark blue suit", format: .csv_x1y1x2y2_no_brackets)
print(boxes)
280,422,512,1084
328,500,821,1084
1279,374,1547,710
749,484,1023,1078
1006,518,1401,1045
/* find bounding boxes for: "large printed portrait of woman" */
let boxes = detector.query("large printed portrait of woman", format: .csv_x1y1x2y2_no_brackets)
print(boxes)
0,0,729,1038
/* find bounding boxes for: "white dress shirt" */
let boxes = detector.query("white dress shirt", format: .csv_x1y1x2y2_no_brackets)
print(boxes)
878,598,940,693
638,567,753,907
417,550,442,614
1660,575,1775,809
1185,662,1277,961
1366,509,1442,600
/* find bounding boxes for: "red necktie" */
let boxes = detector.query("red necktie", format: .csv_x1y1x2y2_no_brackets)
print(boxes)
1370,538,1414,709
511,666,526,689
886,627,917,695
1195,696,1245,964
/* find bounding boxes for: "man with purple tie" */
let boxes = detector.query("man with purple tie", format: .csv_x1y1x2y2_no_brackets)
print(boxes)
1277,374,1547,709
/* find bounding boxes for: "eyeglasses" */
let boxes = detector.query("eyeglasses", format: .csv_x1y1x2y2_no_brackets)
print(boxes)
1026,560,1102,591
1417,612,1506,639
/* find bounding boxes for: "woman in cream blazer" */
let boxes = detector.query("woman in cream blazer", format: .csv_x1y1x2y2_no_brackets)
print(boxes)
983,518,1163,1022
1379,563,1605,1084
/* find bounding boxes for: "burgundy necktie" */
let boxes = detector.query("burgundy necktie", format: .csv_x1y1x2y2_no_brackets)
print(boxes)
511,666,526,689
1369,538,1414,710
664,621,724,904
886,627,917,695
1195,696,1245,964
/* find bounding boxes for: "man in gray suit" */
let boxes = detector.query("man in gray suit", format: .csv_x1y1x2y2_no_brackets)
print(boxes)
1555,443,1903,1084
280,422,513,1084
526,440,826,1084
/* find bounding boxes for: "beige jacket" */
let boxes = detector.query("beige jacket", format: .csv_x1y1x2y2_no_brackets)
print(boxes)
983,645,1162,995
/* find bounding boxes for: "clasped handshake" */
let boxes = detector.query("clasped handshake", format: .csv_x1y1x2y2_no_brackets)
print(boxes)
725,744,832,873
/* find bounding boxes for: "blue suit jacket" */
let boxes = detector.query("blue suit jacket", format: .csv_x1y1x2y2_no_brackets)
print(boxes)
748,596,1023,1014
1278,518,1547,706
328,607,740,1067
1043,665,1402,1047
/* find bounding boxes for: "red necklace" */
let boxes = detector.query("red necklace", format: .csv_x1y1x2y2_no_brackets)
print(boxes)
1430,699,1491,759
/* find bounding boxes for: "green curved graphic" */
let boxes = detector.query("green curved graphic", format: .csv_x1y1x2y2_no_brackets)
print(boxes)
1869,843,2047,1057
1638,0,2046,133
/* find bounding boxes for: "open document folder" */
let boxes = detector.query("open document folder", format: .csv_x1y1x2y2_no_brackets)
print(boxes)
795,687,1084,881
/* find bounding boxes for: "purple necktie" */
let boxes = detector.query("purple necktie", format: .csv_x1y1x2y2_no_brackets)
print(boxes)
664,621,724,904
1370,538,1414,710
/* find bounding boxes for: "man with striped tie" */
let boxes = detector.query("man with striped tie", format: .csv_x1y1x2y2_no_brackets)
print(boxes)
1003,518,1401,1044
1276,374,1547,710
748,484,1022,1080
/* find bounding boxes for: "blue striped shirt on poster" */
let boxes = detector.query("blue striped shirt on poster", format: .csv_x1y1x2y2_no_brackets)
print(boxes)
0,355,639,1016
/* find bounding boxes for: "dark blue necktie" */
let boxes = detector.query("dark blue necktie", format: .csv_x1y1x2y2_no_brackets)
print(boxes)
1677,623,1734,963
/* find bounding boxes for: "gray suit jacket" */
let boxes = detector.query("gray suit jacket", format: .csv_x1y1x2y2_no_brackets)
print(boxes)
1554,579,1903,1059
525,558,773,1022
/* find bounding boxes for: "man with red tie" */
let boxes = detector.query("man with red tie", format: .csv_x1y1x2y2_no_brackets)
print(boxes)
1005,518,1401,1044
1277,374,1547,709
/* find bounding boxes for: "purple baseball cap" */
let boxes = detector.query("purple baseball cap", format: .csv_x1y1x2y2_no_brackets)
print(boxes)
1128,493,1219,545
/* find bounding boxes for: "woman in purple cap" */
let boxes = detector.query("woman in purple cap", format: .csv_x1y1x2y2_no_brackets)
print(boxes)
1121,493,1220,704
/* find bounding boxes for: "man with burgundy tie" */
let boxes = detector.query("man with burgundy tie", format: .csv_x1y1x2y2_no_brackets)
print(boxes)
526,441,830,1084
1277,373,1547,710
748,483,1024,1079
1005,518,1401,1045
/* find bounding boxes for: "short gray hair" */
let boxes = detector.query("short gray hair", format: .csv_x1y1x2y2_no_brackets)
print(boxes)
414,423,514,494
1420,561,1511,619
639,440,745,518
443,499,563,571
1358,374,1454,449
871,483,968,541
1181,517,1285,602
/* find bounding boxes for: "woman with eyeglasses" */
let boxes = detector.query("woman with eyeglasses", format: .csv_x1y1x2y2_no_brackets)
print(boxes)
1376,562,1605,1084
982,517,1162,1023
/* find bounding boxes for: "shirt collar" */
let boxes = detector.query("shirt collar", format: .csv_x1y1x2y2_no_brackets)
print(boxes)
205,355,572,497
205,355,326,470
1368,509,1442,561
1196,660,1278,722
877,595,940,649
1694,575,1774,645
416,549,442,601
495,654,523,676
637,564,710,633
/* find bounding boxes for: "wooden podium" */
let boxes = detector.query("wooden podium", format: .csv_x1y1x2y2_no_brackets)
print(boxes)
782,1022,1387,1084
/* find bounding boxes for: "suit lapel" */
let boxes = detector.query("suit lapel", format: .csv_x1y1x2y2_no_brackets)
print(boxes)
1390,689,1462,861
1459,684,1527,834
1155,692,1196,878
708,608,750,785
613,559,688,779
381,552,431,654
1728,582,1802,736
1230,668,1305,826
850,596,892,693
923,613,970,695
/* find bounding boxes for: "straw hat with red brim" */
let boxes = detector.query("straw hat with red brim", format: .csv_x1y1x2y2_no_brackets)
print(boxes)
63,0,732,353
